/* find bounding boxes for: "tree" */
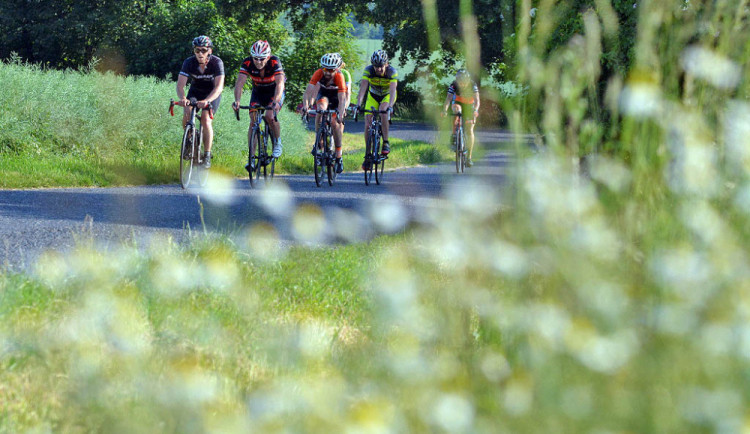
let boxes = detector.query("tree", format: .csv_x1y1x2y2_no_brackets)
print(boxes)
279,12,364,105
0,0,136,68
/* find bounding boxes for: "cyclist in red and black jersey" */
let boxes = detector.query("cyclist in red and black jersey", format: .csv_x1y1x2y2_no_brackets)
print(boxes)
301,53,348,174
176,35,225,168
232,40,286,158
442,69,480,167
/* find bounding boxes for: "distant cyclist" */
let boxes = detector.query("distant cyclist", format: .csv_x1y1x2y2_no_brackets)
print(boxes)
176,35,225,168
442,69,480,167
301,53,349,174
232,40,286,161
356,49,398,170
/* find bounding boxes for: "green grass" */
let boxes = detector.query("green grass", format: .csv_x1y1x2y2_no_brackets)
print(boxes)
0,58,446,188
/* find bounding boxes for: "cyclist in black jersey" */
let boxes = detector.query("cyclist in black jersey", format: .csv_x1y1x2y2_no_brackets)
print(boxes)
232,40,286,159
356,50,398,169
176,35,225,168
442,69,480,167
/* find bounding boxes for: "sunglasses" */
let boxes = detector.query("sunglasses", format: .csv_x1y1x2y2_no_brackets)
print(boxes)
324,68,336,73
253,57,268,62
194,48,209,54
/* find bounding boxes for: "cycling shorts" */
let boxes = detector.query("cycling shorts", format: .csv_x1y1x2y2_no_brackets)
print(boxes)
452,100,476,122
186,88,221,113
250,86,285,108
363,90,395,112
316,90,343,111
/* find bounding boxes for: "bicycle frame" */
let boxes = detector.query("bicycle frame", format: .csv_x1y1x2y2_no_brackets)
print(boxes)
359,107,390,185
452,111,467,173
170,98,213,188
307,109,338,187
236,104,277,186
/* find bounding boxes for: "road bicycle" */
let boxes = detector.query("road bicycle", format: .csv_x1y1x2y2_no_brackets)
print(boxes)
306,109,340,187
235,104,277,188
356,107,391,186
452,111,467,173
170,98,212,189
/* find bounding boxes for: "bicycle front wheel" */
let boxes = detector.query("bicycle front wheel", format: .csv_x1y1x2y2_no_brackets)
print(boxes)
375,154,385,185
248,127,261,187
313,128,326,187
459,129,466,173
325,134,335,187
455,128,462,174
180,125,195,189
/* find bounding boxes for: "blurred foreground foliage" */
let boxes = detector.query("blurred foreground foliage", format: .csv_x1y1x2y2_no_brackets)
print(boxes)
2,1,750,432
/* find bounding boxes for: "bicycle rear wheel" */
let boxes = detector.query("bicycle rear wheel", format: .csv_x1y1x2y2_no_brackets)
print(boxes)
313,128,326,187
180,125,195,189
196,126,209,187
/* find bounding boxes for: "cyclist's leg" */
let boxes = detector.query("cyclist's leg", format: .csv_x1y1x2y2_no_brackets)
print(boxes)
268,91,284,142
315,95,330,150
379,93,392,146
462,102,476,159
327,97,343,157
363,92,382,154
200,95,221,154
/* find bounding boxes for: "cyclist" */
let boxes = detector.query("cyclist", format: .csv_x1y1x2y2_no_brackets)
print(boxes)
442,69,480,167
301,53,349,174
232,40,286,169
176,35,225,168
356,49,398,170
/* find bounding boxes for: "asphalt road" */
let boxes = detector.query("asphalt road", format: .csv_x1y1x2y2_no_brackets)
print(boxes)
0,123,520,271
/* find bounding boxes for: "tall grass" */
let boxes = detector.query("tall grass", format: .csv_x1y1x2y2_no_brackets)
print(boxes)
2,1,750,432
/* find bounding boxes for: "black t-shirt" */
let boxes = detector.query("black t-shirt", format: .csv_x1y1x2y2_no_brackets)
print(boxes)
179,55,225,95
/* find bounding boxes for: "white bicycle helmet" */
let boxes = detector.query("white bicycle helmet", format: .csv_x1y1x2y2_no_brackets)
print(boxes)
371,50,388,66
250,40,271,58
320,53,343,69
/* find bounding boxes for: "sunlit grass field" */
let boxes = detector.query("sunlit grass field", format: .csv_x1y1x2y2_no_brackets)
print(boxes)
0,57,448,188
3,1,750,432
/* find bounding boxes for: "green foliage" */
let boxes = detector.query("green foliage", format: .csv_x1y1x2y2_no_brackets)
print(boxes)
119,0,289,82
279,13,364,106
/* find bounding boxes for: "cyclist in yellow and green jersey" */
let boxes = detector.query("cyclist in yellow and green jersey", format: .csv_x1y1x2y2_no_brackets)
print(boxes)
356,50,398,169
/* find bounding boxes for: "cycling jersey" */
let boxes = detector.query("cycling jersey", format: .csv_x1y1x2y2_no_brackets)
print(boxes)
310,69,347,110
179,55,225,96
239,55,285,88
309,69,348,94
448,80,479,104
362,65,398,97
340,69,352,90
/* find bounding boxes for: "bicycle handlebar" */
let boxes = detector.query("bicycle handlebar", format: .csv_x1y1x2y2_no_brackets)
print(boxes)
234,104,278,122
169,98,214,119
355,106,392,124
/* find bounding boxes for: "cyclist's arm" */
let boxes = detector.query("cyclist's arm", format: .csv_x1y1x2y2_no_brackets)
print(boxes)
233,74,249,110
176,75,189,104
387,80,398,109
473,90,480,112
272,73,285,108
301,83,318,111
202,75,225,108
356,78,369,108
442,93,453,114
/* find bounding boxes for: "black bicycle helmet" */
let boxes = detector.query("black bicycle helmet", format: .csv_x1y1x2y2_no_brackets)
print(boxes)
192,35,213,48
